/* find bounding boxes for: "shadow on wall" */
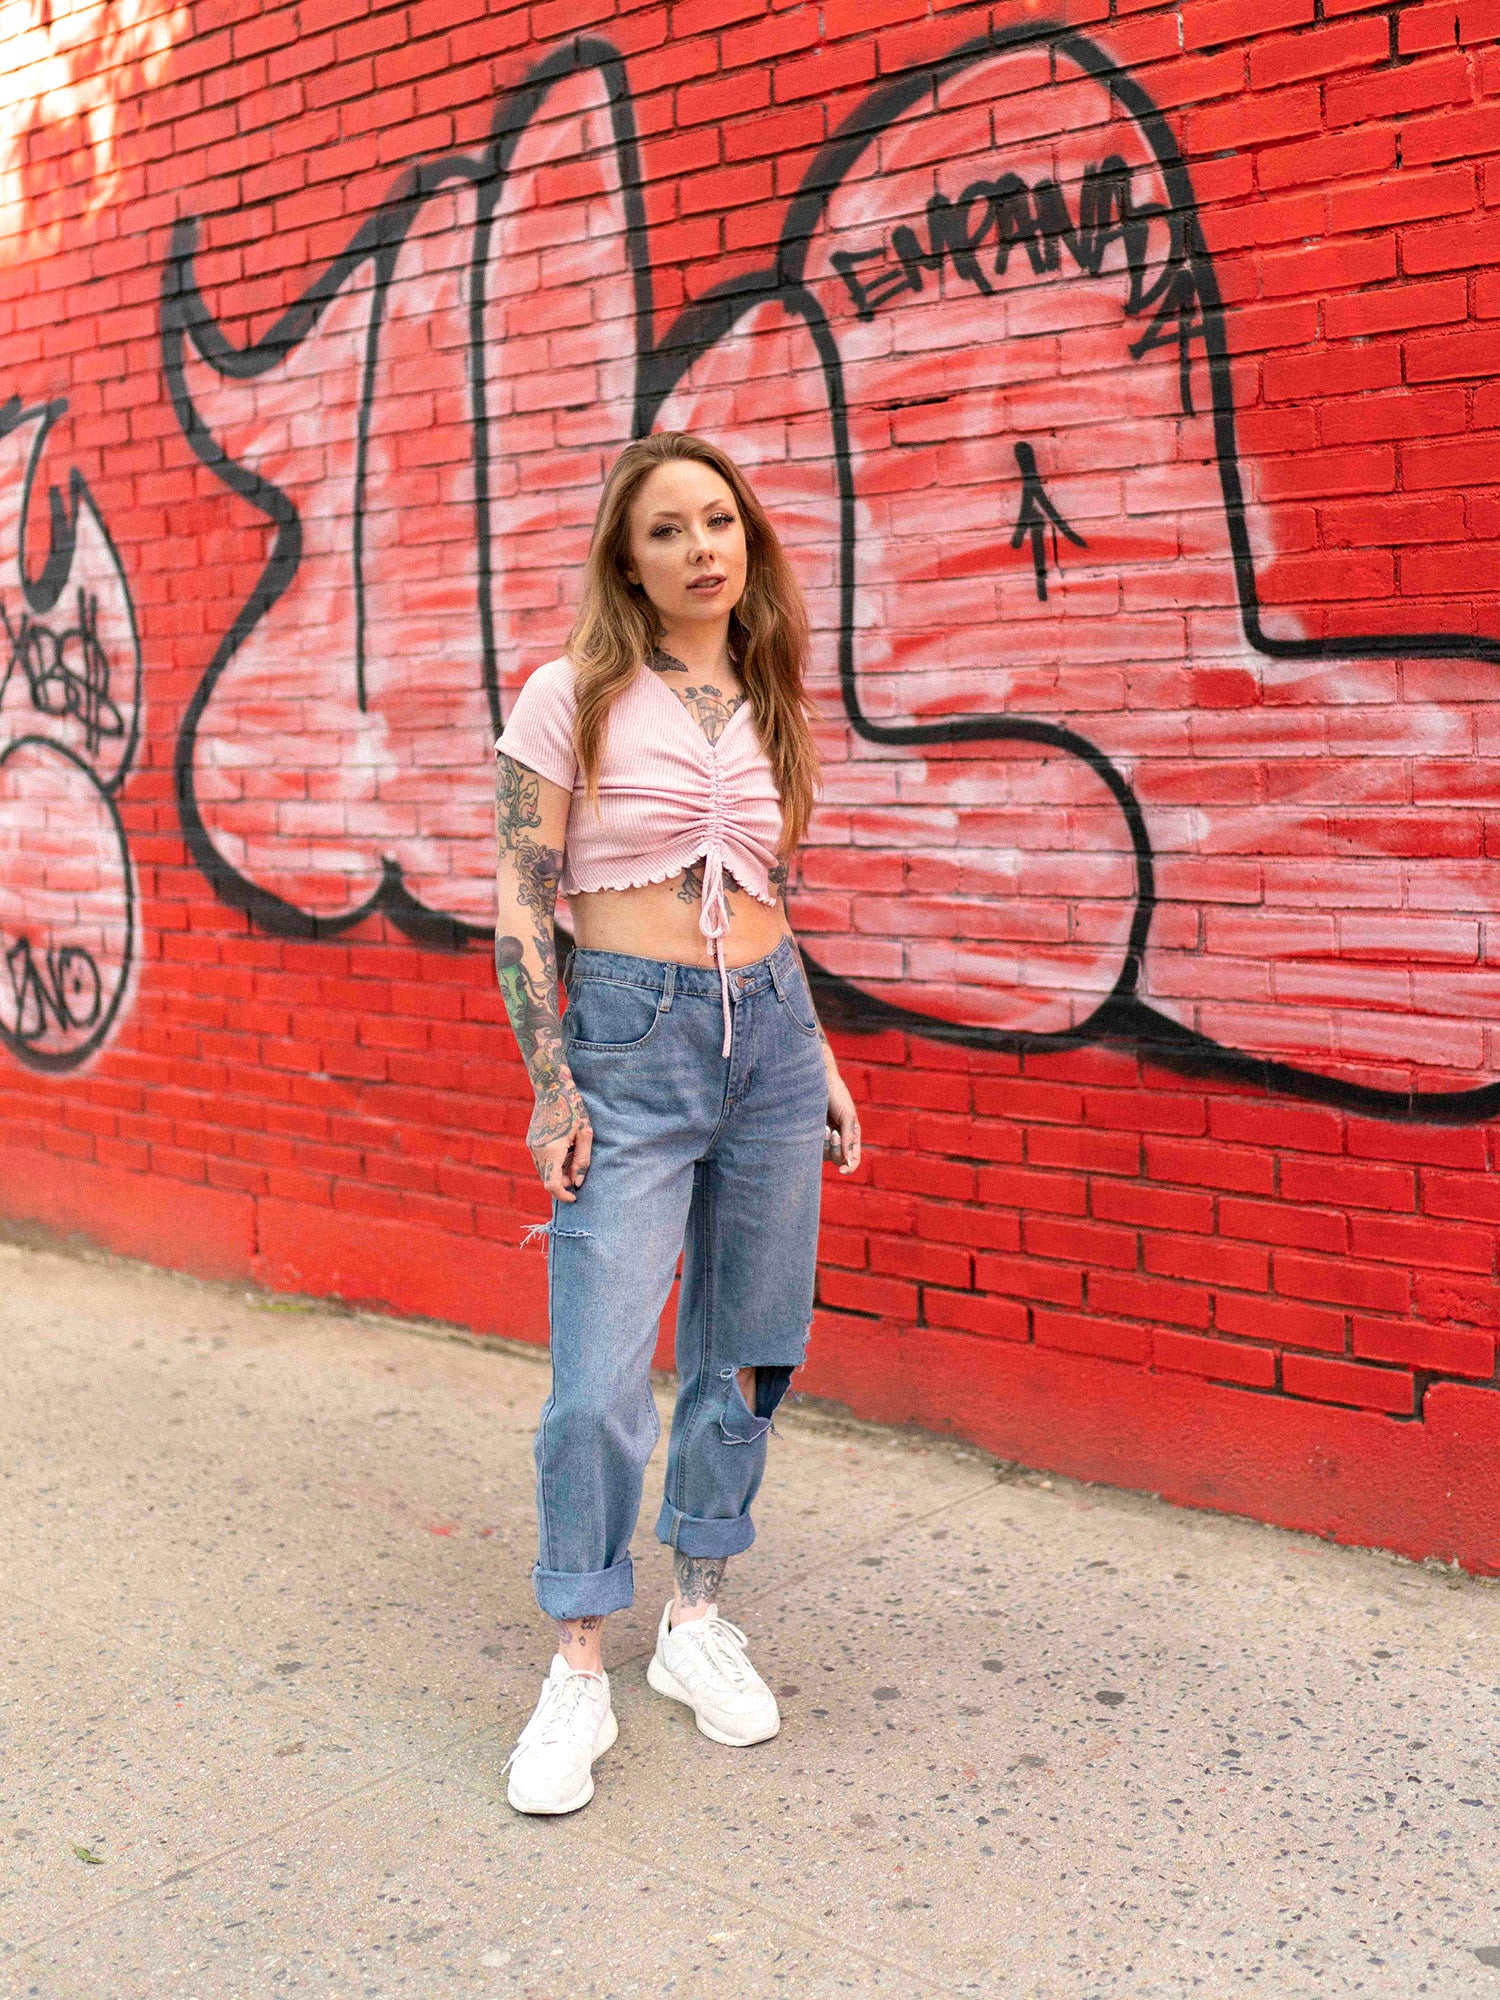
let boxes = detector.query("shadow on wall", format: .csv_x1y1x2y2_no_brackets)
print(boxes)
114,22,1500,1123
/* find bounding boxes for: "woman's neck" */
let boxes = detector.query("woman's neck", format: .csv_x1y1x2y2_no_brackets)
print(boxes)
652,619,733,680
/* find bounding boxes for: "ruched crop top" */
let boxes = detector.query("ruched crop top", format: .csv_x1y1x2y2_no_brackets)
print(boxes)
495,655,785,1054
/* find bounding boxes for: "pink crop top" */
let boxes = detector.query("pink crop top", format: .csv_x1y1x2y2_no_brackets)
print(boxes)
495,655,786,1054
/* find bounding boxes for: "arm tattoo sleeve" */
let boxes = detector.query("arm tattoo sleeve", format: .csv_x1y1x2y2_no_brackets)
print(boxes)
494,755,585,1154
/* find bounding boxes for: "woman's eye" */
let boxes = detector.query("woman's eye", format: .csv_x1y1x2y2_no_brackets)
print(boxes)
709,513,734,528
649,523,676,539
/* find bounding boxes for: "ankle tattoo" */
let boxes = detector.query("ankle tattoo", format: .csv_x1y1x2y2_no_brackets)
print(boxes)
673,1552,726,1609
556,1614,603,1653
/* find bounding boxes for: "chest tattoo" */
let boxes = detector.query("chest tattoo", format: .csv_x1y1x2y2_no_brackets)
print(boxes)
650,648,746,745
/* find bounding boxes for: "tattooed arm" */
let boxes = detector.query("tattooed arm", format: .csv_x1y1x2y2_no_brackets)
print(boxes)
494,753,592,1203
769,859,862,1176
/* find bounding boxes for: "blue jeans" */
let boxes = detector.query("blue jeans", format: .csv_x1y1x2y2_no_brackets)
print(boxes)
531,933,828,1622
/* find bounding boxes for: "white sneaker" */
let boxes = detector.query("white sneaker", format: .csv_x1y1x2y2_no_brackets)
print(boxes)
504,1654,617,1814
646,1600,780,1747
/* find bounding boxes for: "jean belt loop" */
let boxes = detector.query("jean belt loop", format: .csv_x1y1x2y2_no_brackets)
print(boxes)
659,962,676,1014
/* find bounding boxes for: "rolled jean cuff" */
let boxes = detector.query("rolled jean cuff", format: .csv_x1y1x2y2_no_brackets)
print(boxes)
654,1500,757,1559
532,1554,634,1621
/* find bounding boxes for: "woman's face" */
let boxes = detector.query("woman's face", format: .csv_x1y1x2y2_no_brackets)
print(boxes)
622,458,748,638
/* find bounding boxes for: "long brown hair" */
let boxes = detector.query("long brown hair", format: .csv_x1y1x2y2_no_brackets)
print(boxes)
566,432,819,855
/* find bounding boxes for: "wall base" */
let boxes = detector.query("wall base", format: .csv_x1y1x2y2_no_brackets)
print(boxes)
3,1147,1494,1576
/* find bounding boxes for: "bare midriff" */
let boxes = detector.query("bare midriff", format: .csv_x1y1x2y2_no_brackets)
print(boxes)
568,869,790,970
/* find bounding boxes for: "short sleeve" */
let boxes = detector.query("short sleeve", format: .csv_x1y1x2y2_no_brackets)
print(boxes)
494,656,578,793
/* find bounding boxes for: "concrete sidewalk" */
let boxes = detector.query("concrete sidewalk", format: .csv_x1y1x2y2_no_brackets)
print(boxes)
2,1236,1498,2000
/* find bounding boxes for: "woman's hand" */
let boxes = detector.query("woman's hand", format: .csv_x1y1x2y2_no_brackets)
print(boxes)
529,1076,593,1202
824,1062,862,1176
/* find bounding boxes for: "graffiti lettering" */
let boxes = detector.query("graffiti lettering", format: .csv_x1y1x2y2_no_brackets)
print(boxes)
828,154,1205,415
3,934,101,1042
0,587,123,756
0,395,141,1073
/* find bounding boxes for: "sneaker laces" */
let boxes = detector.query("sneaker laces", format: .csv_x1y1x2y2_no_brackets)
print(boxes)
677,1612,755,1688
503,1667,603,1771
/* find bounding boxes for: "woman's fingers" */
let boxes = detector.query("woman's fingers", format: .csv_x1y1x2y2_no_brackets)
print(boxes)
837,1103,861,1175
568,1118,593,1187
537,1137,577,1203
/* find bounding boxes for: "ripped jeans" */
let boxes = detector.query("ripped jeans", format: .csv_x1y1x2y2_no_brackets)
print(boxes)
530,933,828,1622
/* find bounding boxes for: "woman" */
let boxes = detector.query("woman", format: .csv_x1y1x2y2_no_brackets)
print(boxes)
491,431,861,1816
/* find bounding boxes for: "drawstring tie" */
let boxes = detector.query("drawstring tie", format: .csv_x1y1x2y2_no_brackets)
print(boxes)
699,846,733,1058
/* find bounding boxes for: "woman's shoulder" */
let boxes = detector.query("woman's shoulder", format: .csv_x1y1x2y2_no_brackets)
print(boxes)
514,653,580,708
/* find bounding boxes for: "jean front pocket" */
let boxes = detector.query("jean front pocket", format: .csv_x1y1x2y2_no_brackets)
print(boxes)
779,963,823,1041
564,976,664,1053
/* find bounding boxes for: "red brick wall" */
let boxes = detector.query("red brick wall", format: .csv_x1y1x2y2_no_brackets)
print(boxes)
3,0,1500,1570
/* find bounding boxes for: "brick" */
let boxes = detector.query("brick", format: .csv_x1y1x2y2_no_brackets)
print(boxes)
1260,234,1397,300
923,1289,1029,1342
1187,84,1321,156
1397,1,1463,52
1258,124,1396,192
722,8,820,69
1091,1181,1216,1233
1275,1252,1411,1313
1154,1329,1279,1388
871,1235,971,1289
1089,1272,1213,1329
1224,1288,1352,1352
1079,1088,1206,1135
1186,0,1313,51
1415,1274,1500,1326
1145,1138,1276,1195
1250,15,1389,85
1403,212,1500,281
1325,53,1470,126
1258,444,1397,500
1421,1170,1500,1222
818,1270,919,1320
1265,339,1402,404
1281,1352,1415,1414
915,1204,1021,1254
1349,1214,1496,1273
1145,1232,1271,1290
1023,1216,1139,1269
1347,1122,1488,1168
1403,105,1500,167
676,65,768,128
977,1166,1088,1215
1034,1311,1152,1365
1025,1125,1141,1176
1352,1314,1495,1377
976,1251,1085,1307
1329,164,1477,235
1219,1196,1348,1253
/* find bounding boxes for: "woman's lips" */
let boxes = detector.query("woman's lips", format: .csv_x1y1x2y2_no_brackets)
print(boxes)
688,574,725,592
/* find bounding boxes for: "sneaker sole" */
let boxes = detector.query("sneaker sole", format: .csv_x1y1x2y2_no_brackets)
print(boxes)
646,1653,780,1747
506,1707,618,1815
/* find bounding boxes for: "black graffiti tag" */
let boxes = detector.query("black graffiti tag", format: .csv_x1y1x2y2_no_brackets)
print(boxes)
3,934,102,1044
829,154,1205,416
0,586,123,757
1011,441,1087,602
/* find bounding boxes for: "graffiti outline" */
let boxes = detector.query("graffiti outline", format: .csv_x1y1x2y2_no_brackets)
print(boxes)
162,25,1500,1122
